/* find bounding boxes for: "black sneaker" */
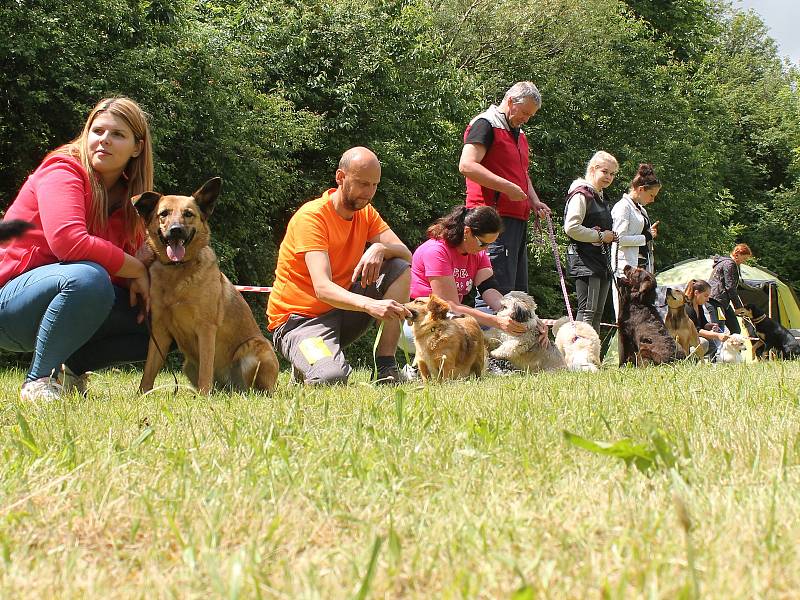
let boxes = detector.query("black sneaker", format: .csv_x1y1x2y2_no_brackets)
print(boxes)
486,356,518,376
373,363,401,385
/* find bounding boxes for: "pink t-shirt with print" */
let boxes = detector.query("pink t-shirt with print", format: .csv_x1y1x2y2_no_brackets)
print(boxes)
410,238,492,302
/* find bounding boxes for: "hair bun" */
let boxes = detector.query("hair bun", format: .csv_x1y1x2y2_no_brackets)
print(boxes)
637,163,654,177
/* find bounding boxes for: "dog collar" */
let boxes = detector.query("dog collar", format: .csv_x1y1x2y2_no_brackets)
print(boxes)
158,259,188,267
751,314,766,324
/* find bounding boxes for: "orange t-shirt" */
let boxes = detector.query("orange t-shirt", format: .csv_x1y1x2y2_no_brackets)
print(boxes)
267,189,389,330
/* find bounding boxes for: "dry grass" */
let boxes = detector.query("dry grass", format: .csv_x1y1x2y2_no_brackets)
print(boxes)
1,362,799,598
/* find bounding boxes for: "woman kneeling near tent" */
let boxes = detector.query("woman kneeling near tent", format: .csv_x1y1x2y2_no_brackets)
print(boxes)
684,279,730,361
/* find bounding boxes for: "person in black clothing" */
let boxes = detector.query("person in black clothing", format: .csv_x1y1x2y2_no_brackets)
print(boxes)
563,151,619,333
708,243,753,334
685,278,730,361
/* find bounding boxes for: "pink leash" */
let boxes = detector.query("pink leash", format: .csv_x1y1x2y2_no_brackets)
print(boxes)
545,214,575,325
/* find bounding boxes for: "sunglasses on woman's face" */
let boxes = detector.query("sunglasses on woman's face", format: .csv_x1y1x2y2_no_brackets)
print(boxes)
474,234,492,248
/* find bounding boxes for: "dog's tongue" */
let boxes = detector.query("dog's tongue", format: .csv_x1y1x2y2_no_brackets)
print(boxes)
166,241,185,262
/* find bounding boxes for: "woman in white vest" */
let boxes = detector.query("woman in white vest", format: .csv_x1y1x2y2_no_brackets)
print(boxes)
611,163,662,316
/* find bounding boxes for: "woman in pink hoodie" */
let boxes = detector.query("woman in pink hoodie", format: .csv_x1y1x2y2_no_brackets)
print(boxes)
0,97,153,401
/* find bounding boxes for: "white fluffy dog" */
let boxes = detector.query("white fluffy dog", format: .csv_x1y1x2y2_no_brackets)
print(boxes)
484,291,566,372
551,317,601,372
718,333,747,364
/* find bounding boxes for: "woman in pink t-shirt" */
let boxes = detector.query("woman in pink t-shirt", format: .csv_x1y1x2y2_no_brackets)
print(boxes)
407,206,527,336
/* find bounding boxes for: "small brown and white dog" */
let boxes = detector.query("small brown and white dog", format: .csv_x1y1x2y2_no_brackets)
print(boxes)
484,291,566,372
664,288,703,358
718,333,748,364
404,295,485,381
551,317,602,372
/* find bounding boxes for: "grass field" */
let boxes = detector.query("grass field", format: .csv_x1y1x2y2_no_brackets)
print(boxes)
1,362,799,599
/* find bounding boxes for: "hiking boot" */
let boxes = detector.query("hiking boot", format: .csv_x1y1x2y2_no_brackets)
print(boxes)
20,377,63,402
59,365,91,397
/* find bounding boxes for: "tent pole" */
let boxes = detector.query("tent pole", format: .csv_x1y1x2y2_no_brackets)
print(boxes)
769,284,773,319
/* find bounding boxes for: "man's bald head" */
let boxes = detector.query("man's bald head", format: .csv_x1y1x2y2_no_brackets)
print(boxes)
338,146,381,173
334,147,382,215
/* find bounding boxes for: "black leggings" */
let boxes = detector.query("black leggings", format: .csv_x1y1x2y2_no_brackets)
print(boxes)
708,299,741,335
574,275,611,333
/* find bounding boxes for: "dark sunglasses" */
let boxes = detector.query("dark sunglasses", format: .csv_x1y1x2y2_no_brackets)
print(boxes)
474,233,492,248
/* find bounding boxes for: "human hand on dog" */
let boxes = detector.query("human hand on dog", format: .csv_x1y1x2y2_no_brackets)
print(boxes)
366,298,410,321
537,322,550,348
352,243,386,288
129,273,150,323
495,315,528,336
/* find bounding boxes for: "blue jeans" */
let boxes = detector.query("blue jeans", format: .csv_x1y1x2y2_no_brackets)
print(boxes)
0,262,149,382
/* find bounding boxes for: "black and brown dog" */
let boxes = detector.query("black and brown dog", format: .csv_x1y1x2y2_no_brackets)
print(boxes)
736,304,800,359
133,178,279,394
617,265,686,366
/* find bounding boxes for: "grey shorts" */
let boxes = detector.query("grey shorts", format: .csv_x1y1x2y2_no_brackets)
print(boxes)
272,257,410,385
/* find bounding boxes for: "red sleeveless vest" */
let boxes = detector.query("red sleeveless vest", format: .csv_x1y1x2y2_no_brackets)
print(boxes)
464,108,531,221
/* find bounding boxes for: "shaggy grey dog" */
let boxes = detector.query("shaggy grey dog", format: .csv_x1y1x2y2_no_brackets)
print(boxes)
484,291,566,372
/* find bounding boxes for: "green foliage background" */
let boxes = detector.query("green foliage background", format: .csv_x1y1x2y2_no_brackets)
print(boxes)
2,0,799,319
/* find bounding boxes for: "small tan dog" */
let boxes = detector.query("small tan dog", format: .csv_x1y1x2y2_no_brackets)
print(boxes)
404,295,485,381
551,317,601,372
133,178,279,394
664,288,703,358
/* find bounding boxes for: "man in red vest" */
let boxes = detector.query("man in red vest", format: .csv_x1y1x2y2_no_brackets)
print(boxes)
459,81,551,305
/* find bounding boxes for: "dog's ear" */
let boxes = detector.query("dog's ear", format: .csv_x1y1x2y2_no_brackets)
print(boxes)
427,295,450,320
131,191,162,221
511,305,532,323
193,177,223,218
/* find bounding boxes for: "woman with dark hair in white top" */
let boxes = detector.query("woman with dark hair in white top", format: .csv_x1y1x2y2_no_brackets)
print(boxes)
611,163,661,316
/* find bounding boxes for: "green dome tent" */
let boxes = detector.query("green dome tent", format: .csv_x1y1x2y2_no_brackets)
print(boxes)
601,257,800,365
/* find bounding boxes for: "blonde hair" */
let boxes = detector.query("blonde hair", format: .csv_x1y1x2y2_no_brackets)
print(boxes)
585,150,618,179
51,97,153,246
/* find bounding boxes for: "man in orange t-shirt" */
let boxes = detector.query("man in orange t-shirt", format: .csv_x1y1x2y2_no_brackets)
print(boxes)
268,147,412,385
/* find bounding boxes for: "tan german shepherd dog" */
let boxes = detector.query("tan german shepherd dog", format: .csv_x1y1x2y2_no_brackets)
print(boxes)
132,178,279,394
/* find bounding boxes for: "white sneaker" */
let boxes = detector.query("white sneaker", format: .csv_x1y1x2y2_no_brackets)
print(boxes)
20,377,64,402
59,365,91,396
400,364,418,382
